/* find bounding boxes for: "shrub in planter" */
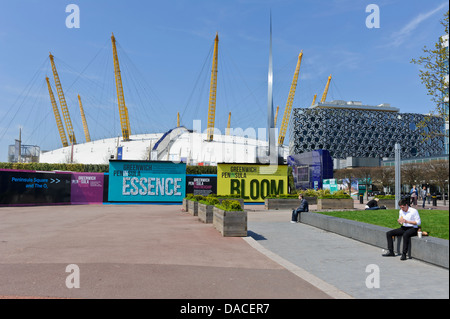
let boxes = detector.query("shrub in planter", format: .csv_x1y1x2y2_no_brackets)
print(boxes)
265,194,299,199
376,195,396,209
216,195,245,209
216,199,243,211
300,189,320,198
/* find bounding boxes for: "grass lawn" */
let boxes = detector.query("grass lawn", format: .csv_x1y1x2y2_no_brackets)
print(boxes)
317,209,449,240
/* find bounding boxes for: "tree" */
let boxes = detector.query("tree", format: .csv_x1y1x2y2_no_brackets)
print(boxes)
401,162,425,193
410,10,449,139
334,168,358,195
429,160,449,205
371,166,394,193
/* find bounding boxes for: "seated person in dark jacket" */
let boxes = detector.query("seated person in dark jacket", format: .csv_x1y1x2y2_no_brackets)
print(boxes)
365,198,386,210
291,194,309,223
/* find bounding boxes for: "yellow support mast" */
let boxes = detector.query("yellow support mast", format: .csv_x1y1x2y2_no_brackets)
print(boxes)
45,76,68,147
278,51,303,145
111,33,131,141
226,111,231,136
49,53,76,145
77,94,91,142
177,112,180,127
311,94,317,106
274,105,279,127
320,74,332,103
206,32,219,142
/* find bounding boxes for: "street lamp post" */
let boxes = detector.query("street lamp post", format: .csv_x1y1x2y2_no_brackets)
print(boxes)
395,143,401,209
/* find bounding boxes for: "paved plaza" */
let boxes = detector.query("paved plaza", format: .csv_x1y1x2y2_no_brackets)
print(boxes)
0,200,448,299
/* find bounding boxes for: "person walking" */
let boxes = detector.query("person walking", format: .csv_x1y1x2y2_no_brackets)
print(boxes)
421,186,427,209
410,185,418,206
382,199,421,260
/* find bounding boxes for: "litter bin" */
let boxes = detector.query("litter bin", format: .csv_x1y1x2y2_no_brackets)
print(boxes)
359,194,364,204
432,194,437,206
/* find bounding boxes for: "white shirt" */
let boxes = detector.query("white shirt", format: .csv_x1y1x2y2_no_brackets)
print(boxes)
399,207,421,228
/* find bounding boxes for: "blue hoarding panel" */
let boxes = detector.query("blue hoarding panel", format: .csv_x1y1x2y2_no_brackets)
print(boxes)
287,150,333,190
108,161,186,202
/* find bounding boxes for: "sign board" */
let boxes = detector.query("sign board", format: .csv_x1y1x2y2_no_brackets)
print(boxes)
323,178,338,194
217,163,288,202
108,160,186,202
71,172,104,203
186,175,217,196
0,169,71,205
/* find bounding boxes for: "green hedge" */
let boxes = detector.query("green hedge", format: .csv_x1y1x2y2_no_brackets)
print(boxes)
0,163,223,174
376,195,395,199
265,194,299,199
0,162,109,172
186,165,217,174
318,194,352,199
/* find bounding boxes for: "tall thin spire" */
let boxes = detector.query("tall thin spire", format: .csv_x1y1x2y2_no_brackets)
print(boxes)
267,11,276,161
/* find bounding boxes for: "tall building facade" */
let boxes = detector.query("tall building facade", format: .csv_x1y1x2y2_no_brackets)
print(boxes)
289,101,445,160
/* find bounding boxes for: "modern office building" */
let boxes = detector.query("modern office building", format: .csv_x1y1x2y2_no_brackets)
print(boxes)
442,34,449,155
289,100,445,161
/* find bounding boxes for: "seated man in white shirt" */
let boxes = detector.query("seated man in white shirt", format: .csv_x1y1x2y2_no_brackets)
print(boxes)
382,198,421,260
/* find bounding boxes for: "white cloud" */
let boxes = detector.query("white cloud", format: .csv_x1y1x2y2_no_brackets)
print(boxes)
390,2,448,47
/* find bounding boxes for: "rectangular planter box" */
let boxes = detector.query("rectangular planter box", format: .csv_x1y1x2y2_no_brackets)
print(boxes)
182,198,189,212
213,207,247,237
265,198,300,210
198,203,214,223
187,200,198,216
317,198,354,210
377,199,396,209
264,197,317,210
304,197,317,205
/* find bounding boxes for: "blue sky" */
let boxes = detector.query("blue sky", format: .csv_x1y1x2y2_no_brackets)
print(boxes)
0,0,448,162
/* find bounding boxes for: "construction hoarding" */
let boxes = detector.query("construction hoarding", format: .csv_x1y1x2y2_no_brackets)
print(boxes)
217,163,288,202
108,160,186,202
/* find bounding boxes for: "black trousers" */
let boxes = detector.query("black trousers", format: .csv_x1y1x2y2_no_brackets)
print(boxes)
291,209,302,222
386,226,418,254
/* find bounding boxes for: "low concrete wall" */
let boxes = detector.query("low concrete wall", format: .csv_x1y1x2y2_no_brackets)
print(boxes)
299,212,449,269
